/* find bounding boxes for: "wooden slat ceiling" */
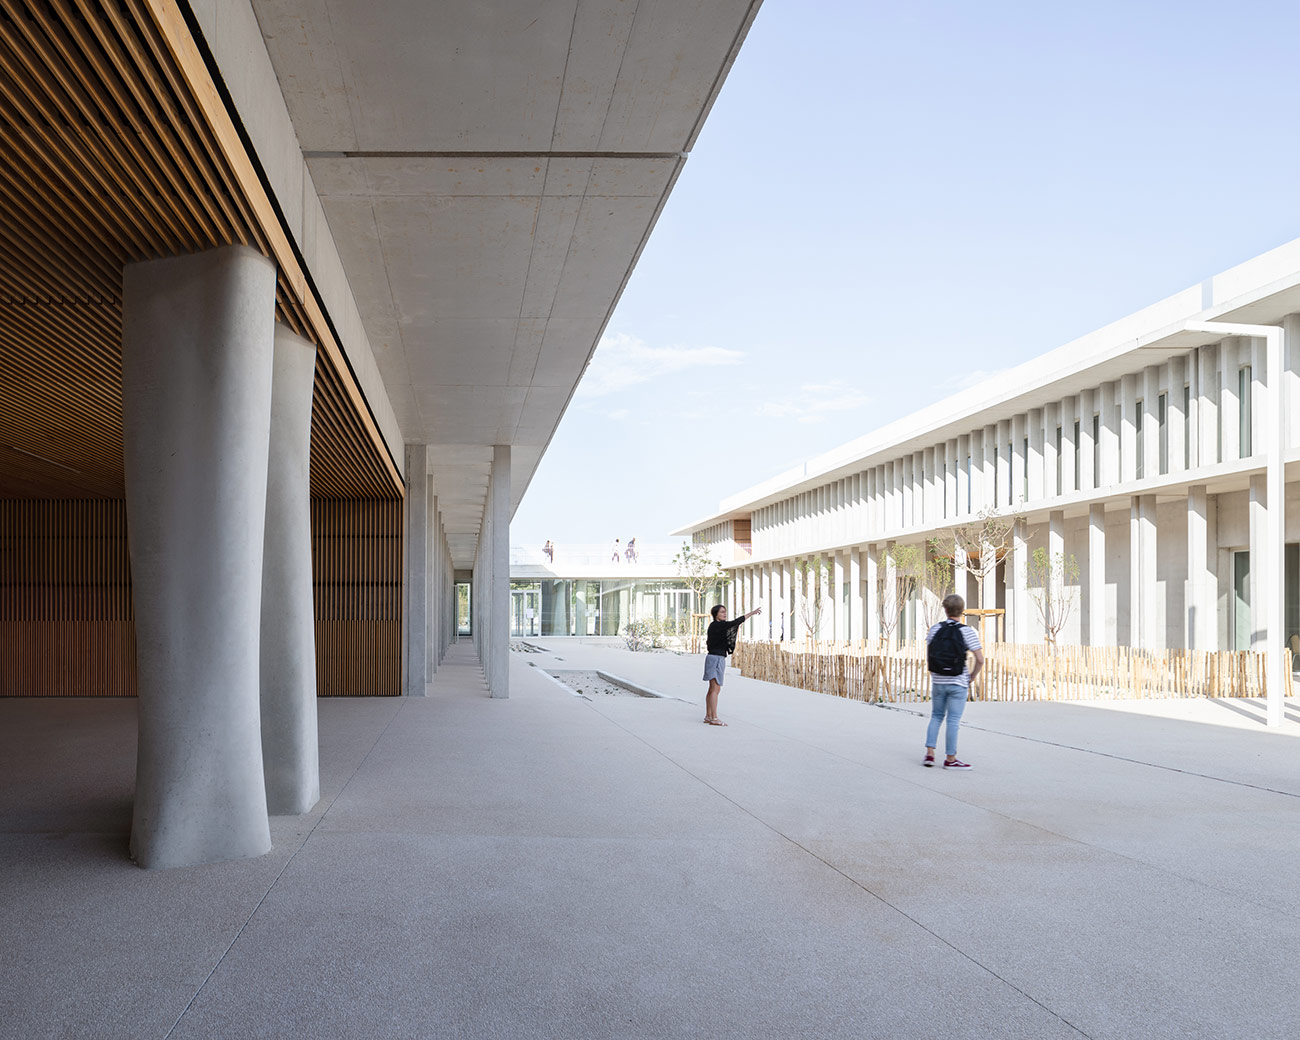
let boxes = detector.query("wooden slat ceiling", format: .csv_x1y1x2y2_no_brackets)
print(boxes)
0,0,400,499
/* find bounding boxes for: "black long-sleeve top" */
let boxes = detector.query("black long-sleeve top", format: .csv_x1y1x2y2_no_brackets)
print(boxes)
706,615,745,656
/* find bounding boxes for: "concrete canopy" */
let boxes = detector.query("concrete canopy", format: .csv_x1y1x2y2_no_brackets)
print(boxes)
251,0,761,566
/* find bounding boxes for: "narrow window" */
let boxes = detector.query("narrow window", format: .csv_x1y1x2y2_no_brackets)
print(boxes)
1073,419,1081,489
1158,392,1168,475
1092,413,1101,487
1135,400,1144,480
1239,365,1252,457
1022,436,1028,501
1054,425,1062,496
1183,384,1191,469
965,454,972,513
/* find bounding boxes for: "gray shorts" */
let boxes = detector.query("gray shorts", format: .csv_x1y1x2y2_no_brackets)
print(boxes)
703,654,727,684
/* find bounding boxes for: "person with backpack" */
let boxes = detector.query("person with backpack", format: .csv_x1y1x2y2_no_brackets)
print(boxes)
924,594,984,769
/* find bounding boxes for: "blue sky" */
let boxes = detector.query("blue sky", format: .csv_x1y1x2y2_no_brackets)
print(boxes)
511,0,1300,551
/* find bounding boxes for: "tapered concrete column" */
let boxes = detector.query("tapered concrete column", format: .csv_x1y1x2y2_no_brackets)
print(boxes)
1142,366,1160,478
1011,413,1026,505
1187,485,1209,649
1027,408,1044,501
1087,503,1107,646
791,557,803,641
1010,519,1028,642
1130,495,1158,648
1197,345,1219,465
1119,374,1138,482
260,326,319,815
1168,355,1187,474
488,444,510,698
1248,474,1267,652
1060,397,1077,495
1099,382,1119,486
1220,339,1240,462
123,245,276,869
864,545,879,641
849,548,863,642
404,444,429,697
833,552,846,640
1078,390,1096,492
1048,510,1065,642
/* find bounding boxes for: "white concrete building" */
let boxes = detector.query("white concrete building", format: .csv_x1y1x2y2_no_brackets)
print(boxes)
678,238,1300,720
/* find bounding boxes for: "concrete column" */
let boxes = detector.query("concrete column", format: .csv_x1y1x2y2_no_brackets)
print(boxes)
995,421,1010,508
1119,374,1138,482
1220,339,1240,462
833,551,846,641
1028,408,1044,501
850,548,863,642
865,545,879,642
1251,338,1266,458
1263,326,1287,726
1060,396,1077,495
1099,381,1119,486
791,557,803,642
982,425,997,510
1087,503,1107,646
1010,518,1028,642
1078,389,1096,492
404,444,429,697
957,434,971,516
1283,314,1300,448
782,558,793,641
1197,344,1218,465
1047,509,1065,643
883,547,898,644
1187,485,1209,650
260,326,319,815
122,244,275,869
1168,355,1187,474
488,445,510,698
1249,474,1266,652
1011,413,1027,505
1130,495,1158,648
1142,366,1160,479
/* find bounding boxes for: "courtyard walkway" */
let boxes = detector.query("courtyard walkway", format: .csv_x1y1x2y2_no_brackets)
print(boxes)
3,640,1298,1039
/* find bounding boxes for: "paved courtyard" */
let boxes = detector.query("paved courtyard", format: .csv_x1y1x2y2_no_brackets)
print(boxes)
3,640,1298,1039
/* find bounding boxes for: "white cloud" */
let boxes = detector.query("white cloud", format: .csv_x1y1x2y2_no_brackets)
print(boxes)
605,407,631,420
941,368,1007,392
577,332,744,397
756,381,872,424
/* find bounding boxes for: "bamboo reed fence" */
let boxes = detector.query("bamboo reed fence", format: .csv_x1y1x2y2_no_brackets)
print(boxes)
731,639,1291,704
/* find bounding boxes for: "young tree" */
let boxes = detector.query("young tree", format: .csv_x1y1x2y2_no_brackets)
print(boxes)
1027,549,1080,644
922,537,957,629
951,508,1020,643
798,556,829,642
673,541,730,635
876,543,923,646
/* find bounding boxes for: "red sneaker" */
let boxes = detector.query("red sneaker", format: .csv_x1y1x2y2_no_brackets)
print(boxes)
943,759,972,769
923,753,935,767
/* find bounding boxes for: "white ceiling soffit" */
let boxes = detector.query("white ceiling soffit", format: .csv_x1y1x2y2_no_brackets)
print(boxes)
252,0,762,565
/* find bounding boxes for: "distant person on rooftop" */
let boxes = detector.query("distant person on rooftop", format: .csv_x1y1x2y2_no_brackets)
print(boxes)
611,538,621,562
624,537,637,563
702,603,761,727
543,540,554,563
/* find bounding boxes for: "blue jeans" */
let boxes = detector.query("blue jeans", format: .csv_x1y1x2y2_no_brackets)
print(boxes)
926,681,968,757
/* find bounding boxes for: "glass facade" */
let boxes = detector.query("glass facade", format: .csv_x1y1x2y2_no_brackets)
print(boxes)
509,578,723,637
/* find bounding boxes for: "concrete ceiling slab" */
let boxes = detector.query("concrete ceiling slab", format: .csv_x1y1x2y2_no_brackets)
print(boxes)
253,0,762,564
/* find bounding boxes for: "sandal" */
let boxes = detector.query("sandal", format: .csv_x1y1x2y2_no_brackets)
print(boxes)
706,718,728,726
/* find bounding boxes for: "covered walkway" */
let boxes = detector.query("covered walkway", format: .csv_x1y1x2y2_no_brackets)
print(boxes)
3,641,1298,1038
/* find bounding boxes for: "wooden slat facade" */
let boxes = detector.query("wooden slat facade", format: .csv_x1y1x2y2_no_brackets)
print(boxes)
0,497,403,697
0,0,400,499
0,3,407,696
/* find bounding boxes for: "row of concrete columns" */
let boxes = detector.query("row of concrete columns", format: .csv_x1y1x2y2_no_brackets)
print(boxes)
727,475,1282,655
123,246,319,869
402,444,455,697
746,333,1297,558
472,444,511,698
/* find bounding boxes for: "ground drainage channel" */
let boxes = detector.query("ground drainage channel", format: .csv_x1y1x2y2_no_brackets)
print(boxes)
536,668,663,700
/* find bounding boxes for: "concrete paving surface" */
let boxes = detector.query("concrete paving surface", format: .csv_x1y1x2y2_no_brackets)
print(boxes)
3,639,1299,1039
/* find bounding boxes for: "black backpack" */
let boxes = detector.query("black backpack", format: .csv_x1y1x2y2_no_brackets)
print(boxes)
927,621,968,676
